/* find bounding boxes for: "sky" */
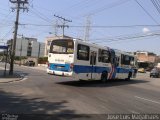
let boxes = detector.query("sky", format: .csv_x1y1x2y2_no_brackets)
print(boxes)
0,0,160,55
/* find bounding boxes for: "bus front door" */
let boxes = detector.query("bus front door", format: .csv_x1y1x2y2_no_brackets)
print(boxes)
90,51,97,80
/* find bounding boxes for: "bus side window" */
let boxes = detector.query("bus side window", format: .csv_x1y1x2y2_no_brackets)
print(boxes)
77,44,90,61
116,57,120,66
121,54,134,66
130,57,134,66
103,50,110,63
98,49,102,62
98,49,111,63
121,54,124,64
90,52,96,65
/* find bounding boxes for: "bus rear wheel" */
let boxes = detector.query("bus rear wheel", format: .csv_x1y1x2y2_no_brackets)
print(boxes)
101,72,108,83
126,72,132,80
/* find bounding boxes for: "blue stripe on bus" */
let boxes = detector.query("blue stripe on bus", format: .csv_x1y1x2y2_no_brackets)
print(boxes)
73,65,111,74
117,67,133,73
49,63,133,75
49,63,71,72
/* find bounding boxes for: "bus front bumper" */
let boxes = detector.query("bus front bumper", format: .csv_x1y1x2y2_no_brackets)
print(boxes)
47,69,73,77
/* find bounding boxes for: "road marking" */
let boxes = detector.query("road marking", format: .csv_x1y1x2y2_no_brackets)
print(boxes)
130,110,139,114
135,96,160,105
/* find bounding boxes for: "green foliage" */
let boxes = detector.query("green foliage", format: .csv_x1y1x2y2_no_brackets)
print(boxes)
14,56,27,60
38,57,48,64
0,52,4,56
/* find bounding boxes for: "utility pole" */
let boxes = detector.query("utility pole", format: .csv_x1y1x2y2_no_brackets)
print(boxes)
9,0,28,75
54,15,72,37
84,16,91,41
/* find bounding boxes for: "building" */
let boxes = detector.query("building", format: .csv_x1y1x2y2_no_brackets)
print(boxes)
7,37,45,58
136,51,157,63
135,51,158,69
44,35,72,57
155,55,160,65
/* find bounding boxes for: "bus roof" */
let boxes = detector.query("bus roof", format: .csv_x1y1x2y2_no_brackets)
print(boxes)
52,38,135,57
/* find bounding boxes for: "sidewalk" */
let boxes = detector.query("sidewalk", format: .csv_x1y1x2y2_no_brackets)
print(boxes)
0,69,22,83
19,64,47,71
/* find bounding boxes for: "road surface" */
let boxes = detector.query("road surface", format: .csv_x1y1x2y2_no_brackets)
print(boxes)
0,63,160,115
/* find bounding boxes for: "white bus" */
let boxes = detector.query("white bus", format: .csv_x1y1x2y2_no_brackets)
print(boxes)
47,38,137,81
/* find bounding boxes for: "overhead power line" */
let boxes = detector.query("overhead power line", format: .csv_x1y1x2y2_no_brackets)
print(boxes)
83,0,130,17
100,35,159,45
135,0,159,25
29,4,52,23
29,8,52,23
93,33,160,44
151,0,160,15
1,27,14,40
0,11,12,26
70,25,160,28
91,30,160,43
55,0,91,14
54,14,72,37
19,23,160,28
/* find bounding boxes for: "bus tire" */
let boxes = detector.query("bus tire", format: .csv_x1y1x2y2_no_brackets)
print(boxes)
101,72,108,83
127,72,132,80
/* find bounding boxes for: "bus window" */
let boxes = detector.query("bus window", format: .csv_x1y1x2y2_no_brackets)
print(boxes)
98,49,110,63
121,54,134,65
50,39,74,54
130,57,134,66
115,56,120,66
77,44,90,61
90,52,97,65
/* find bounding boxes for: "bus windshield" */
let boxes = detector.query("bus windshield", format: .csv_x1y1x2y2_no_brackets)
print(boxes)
50,39,74,54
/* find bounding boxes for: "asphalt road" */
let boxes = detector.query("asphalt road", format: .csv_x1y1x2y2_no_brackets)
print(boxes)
0,64,160,115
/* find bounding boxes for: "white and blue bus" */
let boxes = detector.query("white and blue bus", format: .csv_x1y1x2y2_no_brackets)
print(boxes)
47,38,137,81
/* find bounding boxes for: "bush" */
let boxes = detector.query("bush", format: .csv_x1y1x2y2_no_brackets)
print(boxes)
38,57,48,64
14,56,27,60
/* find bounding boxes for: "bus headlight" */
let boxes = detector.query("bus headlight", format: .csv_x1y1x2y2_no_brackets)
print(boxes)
70,63,74,70
48,62,50,68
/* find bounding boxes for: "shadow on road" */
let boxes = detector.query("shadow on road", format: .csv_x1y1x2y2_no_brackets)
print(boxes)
57,79,149,87
0,90,90,120
0,69,30,78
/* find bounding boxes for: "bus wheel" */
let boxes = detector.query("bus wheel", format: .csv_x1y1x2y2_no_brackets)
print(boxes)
101,72,108,83
127,72,132,80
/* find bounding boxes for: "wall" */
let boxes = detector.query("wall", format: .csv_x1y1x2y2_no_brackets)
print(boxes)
136,52,157,63
10,38,45,58
31,41,39,57
15,38,28,57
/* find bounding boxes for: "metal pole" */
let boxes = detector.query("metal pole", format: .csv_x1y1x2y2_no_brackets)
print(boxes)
9,0,28,74
54,15,72,37
9,2,20,75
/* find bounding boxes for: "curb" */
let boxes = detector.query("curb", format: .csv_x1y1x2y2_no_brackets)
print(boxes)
0,73,26,84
